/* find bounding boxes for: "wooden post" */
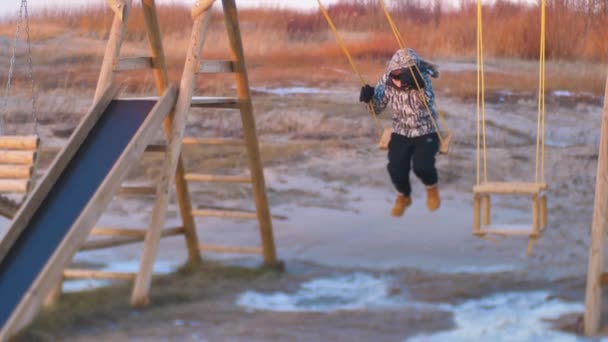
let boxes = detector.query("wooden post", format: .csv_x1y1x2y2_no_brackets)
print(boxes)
130,7,213,307
141,0,201,264
473,194,481,235
584,72,608,336
94,1,132,102
482,195,491,226
222,0,278,266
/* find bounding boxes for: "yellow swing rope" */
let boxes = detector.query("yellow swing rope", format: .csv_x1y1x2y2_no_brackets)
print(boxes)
316,0,382,139
378,0,450,143
476,0,547,255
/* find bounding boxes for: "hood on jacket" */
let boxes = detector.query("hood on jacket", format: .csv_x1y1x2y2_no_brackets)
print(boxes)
385,48,439,79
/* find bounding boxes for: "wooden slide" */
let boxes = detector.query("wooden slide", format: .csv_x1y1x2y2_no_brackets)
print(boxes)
0,84,177,340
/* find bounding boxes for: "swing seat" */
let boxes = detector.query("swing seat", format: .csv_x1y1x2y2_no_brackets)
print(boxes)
0,135,40,219
472,182,548,239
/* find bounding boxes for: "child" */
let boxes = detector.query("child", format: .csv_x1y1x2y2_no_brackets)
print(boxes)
359,48,441,217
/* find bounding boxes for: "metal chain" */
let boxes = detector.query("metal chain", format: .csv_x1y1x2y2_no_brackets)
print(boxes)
23,0,38,136
1,0,37,136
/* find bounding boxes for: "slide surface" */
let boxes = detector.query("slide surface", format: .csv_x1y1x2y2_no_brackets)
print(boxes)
0,99,157,327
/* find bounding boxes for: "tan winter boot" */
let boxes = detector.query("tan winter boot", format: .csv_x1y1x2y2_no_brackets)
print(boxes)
426,185,441,212
391,194,412,217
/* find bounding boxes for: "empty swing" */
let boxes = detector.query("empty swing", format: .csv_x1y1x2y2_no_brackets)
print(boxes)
0,0,41,219
472,0,547,255
317,0,452,154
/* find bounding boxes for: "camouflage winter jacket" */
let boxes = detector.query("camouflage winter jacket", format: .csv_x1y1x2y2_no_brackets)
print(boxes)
371,48,440,138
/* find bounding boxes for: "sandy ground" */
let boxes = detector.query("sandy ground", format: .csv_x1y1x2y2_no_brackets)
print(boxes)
1,65,607,341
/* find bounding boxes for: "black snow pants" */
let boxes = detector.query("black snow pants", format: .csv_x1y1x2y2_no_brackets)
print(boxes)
387,132,439,196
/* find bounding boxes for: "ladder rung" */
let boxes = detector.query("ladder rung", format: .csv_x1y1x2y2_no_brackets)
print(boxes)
192,208,258,219
475,229,540,238
82,227,185,251
473,182,547,195
198,60,239,73
191,96,239,109
184,173,251,183
200,244,262,255
118,186,157,195
115,57,154,71
182,137,245,146
63,269,137,280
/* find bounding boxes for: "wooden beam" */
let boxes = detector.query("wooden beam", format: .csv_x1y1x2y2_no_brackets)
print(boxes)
223,0,278,265
192,208,257,219
473,182,547,195
130,8,212,307
0,165,33,179
0,179,30,193
115,56,154,71
182,137,244,146
584,72,608,336
63,269,136,280
81,226,184,251
190,96,239,109
0,151,36,165
0,85,174,340
476,229,540,238
0,135,39,150
191,0,216,19
184,173,251,183
200,244,262,255
118,186,156,195
199,60,238,73
106,0,127,21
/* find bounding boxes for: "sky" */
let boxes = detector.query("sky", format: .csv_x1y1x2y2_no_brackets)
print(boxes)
0,0,335,17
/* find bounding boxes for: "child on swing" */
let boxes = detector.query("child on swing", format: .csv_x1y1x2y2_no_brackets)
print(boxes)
359,48,441,217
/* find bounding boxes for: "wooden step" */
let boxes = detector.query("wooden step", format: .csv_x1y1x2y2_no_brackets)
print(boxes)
0,165,33,178
184,173,251,183
82,226,185,251
475,228,540,238
0,179,30,193
118,186,156,195
192,208,258,219
474,182,547,195
182,137,245,146
0,135,39,150
190,96,239,109
198,60,239,73
0,150,36,165
63,269,137,280
200,244,262,255
115,56,154,71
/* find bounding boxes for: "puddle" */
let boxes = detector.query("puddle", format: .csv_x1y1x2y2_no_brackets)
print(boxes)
408,291,588,342
63,260,180,293
237,273,400,312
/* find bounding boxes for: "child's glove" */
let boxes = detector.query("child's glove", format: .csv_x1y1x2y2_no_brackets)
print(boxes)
359,85,375,103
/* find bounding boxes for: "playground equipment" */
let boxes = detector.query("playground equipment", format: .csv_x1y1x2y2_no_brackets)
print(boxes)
0,0,41,219
472,0,548,255
0,0,278,339
317,0,452,154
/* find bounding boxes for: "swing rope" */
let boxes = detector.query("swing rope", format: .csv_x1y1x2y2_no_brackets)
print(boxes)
2,0,38,137
475,0,546,185
316,0,382,139
378,0,450,143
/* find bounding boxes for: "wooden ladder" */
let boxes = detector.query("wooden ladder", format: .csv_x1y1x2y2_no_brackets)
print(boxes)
46,0,278,308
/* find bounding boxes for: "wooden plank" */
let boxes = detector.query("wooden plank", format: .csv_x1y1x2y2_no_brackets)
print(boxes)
190,96,239,109
184,173,251,183
93,1,131,102
584,72,608,336
192,208,258,219
200,244,262,255
473,181,547,195
118,186,156,195
63,269,136,280
131,8,213,307
142,0,201,267
90,227,147,237
191,0,216,19
81,226,184,251
223,0,278,265
476,228,539,238
182,137,244,146
199,60,238,73
0,151,36,165
0,83,119,266
0,136,39,150
115,56,154,71
0,85,173,340
0,165,33,179
0,179,29,193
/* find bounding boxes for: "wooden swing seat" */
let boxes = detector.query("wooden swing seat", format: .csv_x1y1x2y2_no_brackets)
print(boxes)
0,135,40,219
473,181,547,238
